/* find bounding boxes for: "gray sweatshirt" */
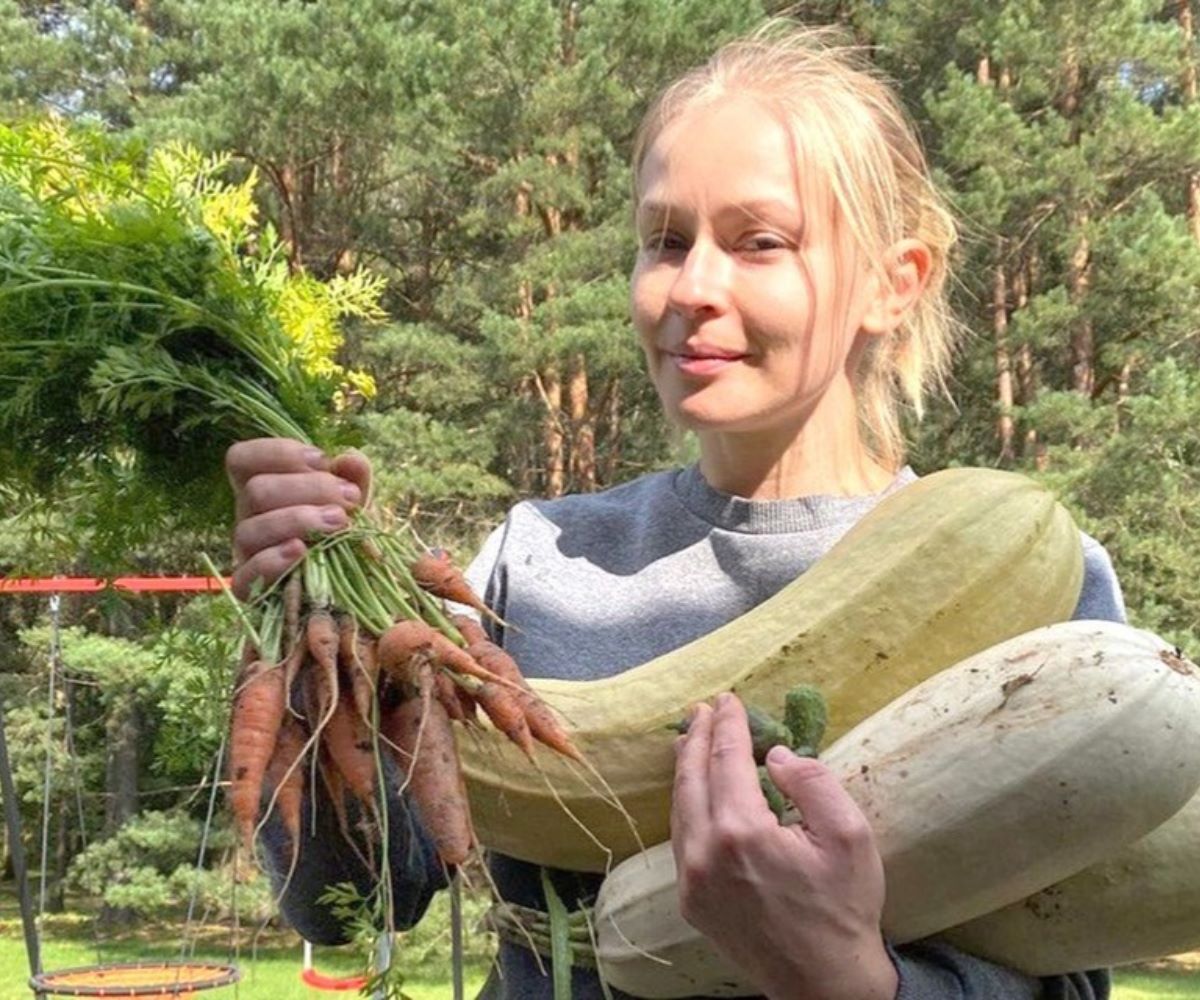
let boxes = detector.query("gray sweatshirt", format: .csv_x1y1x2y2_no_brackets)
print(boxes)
266,464,1125,999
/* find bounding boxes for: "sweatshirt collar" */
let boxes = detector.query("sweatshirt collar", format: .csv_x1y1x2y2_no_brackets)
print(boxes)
672,463,918,534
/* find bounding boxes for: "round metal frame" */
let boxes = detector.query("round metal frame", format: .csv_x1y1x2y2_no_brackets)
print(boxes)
30,960,239,997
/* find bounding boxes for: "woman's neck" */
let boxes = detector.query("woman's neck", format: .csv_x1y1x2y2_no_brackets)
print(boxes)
696,395,897,501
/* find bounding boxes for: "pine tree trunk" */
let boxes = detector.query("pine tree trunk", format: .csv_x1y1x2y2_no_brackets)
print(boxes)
993,248,1015,463
329,134,356,274
514,178,538,495
542,364,565,498
1061,51,1094,399
277,162,302,272
1013,258,1039,460
299,160,317,265
601,376,622,485
100,692,140,928
104,695,139,836
567,356,596,492
1178,1,1200,243
1069,220,1093,397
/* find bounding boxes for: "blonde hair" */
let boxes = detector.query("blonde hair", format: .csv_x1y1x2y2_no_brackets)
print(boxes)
631,21,958,471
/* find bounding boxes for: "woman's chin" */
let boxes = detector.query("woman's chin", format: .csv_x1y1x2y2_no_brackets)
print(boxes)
666,400,757,434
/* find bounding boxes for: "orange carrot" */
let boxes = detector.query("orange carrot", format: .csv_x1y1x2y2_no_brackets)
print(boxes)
377,619,517,690
455,683,480,726
451,613,531,688
411,549,493,619
519,694,583,762
475,681,535,759
450,613,489,647
435,671,467,724
282,632,307,716
322,689,377,805
337,615,376,724
229,659,287,850
306,608,340,677
264,715,307,846
304,610,340,730
380,679,475,866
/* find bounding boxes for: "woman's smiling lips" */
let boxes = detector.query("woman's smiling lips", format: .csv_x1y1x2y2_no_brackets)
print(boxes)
667,345,750,377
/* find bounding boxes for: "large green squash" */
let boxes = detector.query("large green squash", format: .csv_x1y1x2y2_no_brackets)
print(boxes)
459,467,1084,871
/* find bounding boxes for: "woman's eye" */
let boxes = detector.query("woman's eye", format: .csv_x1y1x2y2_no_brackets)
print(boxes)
741,234,787,254
642,230,687,253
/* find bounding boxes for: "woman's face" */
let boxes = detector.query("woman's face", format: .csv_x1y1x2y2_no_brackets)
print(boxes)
631,95,876,438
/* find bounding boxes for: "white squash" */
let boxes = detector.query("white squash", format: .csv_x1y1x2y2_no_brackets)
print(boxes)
592,621,1200,998
940,779,1200,974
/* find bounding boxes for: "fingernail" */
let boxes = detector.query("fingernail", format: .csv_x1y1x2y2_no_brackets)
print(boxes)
767,745,792,764
302,446,329,469
321,505,347,528
340,482,362,504
715,692,733,708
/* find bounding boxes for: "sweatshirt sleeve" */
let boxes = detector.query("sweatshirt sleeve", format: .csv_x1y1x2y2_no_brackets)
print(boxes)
1071,533,1127,625
891,940,1110,999
258,729,449,945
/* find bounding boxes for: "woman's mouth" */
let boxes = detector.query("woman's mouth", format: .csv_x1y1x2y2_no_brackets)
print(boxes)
669,350,749,377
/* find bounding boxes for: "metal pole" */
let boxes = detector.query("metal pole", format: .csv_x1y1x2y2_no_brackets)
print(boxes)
0,681,43,979
38,594,60,920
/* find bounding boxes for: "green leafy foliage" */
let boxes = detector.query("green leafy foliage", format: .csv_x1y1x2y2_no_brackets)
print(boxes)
67,808,271,921
0,118,377,519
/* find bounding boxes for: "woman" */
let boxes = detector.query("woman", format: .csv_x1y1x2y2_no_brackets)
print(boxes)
227,22,1124,999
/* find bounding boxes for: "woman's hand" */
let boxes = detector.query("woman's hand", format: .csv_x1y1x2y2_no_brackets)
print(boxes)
225,438,372,600
670,693,898,1000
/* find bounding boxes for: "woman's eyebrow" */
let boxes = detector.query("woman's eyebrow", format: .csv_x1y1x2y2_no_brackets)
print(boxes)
717,198,803,227
636,198,802,228
635,200,682,227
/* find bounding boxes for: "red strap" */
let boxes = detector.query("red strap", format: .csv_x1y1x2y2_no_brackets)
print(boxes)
0,576,230,594
300,967,369,991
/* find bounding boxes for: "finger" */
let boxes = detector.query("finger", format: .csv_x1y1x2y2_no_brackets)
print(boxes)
237,470,363,520
670,702,714,838
331,449,372,505
226,437,329,489
232,539,307,602
766,748,874,847
233,503,350,564
704,693,770,819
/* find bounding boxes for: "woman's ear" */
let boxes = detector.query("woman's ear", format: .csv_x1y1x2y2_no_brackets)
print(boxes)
859,239,933,336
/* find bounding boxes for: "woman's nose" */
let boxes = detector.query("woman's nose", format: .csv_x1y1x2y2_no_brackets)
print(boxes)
667,241,731,319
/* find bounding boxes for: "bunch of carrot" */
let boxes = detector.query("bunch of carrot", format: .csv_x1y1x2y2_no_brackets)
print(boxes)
229,539,582,872
0,122,582,876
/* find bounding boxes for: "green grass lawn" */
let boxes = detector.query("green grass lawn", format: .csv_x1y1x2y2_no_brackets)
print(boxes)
0,931,488,999
1114,968,1200,999
0,891,1195,999
0,886,491,1000
2,937,1197,999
